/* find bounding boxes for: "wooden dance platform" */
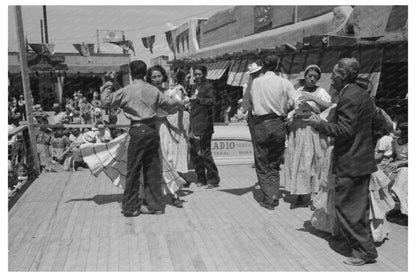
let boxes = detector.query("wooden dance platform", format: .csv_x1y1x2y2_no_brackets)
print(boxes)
8,165,408,271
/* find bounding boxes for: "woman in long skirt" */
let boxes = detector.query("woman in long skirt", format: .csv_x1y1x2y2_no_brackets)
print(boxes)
282,65,332,209
146,65,188,208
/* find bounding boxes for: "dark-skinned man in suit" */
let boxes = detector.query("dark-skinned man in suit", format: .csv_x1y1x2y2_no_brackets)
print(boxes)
304,58,383,266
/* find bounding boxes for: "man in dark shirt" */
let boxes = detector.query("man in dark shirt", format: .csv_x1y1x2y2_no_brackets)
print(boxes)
101,60,184,217
189,65,220,189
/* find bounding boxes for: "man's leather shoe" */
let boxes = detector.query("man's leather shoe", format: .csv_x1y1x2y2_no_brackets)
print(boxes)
139,205,165,215
206,183,219,189
273,199,279,207
260,202,275,210
121,210,140,217
343,256,376,266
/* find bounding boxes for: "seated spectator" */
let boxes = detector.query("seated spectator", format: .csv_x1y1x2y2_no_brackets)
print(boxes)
93,123,112,143
72,110,82,124
50,128,71,167
11,134,26,167
385,122,408,215
92,107,103,123
14,164,28,191
50,103,68,125
8,160,17,197
79,96,92,124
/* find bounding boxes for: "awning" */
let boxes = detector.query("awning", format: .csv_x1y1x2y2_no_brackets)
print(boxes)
227,59,255,87
205,60,231,80
189,7,352,60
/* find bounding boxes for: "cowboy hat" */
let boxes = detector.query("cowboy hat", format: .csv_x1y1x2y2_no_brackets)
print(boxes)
247,62,262,74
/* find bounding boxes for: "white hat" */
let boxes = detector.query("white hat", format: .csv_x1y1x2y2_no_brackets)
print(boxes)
82,131,97,143
247,62,262,75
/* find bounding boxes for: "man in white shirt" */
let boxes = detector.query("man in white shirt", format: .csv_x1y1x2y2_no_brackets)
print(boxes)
249,54,298,210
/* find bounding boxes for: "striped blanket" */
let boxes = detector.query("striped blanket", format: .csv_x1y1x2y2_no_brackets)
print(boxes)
80,132,186,192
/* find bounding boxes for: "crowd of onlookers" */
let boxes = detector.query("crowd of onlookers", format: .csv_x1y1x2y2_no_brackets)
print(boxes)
7,89,126,198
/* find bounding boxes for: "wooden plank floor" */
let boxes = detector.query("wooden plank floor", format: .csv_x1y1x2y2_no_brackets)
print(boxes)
8,165,408,271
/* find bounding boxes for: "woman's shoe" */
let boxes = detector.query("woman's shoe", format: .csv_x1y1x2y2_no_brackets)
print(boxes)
172,197,183,208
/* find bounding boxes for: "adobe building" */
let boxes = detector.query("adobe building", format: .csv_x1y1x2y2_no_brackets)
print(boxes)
169,5,407,123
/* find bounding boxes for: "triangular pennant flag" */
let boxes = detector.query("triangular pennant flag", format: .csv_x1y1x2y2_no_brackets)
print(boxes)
29,43,44,54
141,35,155,54
73,43,94,57
109,40,135,55
29,43,55,56
45,43,55,56
165,30,175,54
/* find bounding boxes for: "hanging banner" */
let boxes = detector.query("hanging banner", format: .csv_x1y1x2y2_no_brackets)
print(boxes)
141,35,156,54
109,40,135,55
29,43,55,56
165,30,175,54
73,43,94,57
102,30,124,43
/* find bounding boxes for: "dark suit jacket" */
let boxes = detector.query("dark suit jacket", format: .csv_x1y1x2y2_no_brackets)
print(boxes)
315,83,382,177
190,80,216,136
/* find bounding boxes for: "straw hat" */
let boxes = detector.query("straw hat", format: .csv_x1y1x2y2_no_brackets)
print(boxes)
82,131,97,144
247,62,262,74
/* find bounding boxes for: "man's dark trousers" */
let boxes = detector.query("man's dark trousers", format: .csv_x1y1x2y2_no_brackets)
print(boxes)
122,124,165,213
246,111,260,169
335,175,377,260
252,117,286,204
190,132,219,185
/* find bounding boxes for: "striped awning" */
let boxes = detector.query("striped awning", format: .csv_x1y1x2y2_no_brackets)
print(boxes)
205,60,231,80
227,59,255,87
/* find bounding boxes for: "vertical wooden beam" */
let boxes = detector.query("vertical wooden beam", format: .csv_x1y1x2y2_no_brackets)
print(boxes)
43,5,49,44
40,19,44,44
14,6,41,176
96,29,100,54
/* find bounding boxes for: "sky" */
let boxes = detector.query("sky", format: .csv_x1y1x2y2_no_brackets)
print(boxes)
8,5,232,65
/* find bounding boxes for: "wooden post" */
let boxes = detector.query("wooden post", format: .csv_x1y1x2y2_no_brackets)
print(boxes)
40,19,44,44
96,29,100,54
14,6,41,176
43,5,49,44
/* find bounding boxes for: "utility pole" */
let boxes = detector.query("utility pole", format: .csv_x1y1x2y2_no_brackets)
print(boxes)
14,6,41,175
96,29,100,54
40,19,44,44
43,5,49,43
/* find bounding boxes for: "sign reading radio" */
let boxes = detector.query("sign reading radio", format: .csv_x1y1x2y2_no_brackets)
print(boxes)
211,139,253,158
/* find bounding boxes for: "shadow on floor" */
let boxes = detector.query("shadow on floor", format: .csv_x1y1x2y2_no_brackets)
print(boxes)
66,193,123,205
297,220,352,257
218,184,296,205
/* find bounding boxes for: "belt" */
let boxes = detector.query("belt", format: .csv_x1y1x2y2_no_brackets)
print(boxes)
130,118,156,128
252,113,284,125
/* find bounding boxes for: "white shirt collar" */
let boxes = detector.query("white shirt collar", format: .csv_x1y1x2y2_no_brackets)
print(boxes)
339,83,350,97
